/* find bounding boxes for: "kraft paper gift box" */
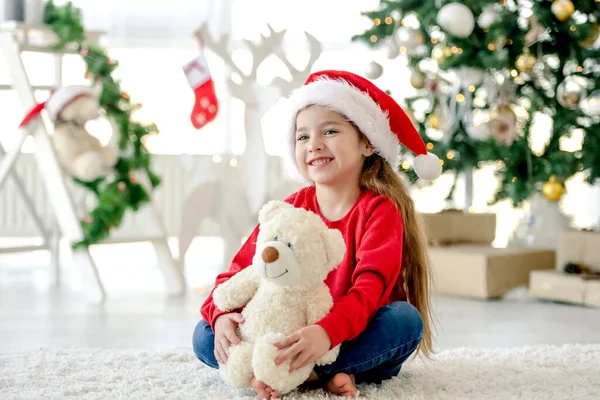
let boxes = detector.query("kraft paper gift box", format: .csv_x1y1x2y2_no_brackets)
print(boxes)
556,230,600,273
420,211,497,245
529,230,600,309
529,270,600,309
430,245,555,299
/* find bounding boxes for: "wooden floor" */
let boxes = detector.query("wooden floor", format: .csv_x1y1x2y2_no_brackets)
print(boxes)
1,243,599,353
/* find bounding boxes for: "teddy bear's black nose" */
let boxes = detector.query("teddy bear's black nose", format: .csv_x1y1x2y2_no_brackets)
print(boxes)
262,246,279,263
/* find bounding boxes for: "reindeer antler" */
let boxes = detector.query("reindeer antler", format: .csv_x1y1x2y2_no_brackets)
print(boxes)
194,22,322,102
271,32,322,96
194,23,245,79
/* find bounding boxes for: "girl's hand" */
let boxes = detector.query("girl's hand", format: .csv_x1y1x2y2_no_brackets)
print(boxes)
213,313,244,364
274,325,332,372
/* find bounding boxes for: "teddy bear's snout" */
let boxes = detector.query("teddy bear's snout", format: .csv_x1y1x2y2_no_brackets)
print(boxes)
261,246,279,263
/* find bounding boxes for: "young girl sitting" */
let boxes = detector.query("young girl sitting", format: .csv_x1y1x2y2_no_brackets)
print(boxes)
193,70,442,399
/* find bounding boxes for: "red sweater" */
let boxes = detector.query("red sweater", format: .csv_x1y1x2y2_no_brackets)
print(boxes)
200,186,405,348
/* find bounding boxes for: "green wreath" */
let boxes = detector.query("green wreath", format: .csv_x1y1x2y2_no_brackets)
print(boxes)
43,1,161,248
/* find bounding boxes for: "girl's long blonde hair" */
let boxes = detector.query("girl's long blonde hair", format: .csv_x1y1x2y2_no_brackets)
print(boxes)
359,153,435,358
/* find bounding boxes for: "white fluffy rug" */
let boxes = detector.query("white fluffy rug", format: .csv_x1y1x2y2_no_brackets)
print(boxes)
2,344,599,399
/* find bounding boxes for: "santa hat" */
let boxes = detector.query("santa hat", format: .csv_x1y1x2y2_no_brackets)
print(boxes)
19,85,97,128
283,70,442,181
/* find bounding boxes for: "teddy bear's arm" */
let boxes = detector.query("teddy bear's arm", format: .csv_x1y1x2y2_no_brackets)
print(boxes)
305,284,334,325
212,266,260,311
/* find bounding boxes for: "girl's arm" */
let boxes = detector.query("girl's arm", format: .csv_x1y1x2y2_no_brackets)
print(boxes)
316,199,404,348
200,224,260,329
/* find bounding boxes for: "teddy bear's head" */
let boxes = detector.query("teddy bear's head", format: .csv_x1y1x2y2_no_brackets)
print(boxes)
251,201,345,289
59,95,100,125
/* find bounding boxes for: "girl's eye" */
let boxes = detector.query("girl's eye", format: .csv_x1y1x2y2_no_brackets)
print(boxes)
287,242,293,249
324,129,337,135
296,135,308,141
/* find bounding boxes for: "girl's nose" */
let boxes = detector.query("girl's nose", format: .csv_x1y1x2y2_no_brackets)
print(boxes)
307,135,324,152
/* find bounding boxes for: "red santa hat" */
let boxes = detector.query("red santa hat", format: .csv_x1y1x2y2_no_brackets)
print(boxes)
19,85,97,128
283,70,442,180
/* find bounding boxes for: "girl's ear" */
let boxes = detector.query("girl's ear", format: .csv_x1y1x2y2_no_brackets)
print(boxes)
362,140,375,157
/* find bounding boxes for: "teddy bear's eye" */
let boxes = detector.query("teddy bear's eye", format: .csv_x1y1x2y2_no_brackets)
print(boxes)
287,242,293,249
274,235,278,241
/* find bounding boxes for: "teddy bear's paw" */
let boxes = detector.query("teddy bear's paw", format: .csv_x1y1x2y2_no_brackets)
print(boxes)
253,334,313,395
72,152,104,181
218,342,254,389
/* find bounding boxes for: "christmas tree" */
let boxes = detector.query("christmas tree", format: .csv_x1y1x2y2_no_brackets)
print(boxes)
353,0,600,206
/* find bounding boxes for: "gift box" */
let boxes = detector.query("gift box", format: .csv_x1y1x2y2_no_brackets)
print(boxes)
429,245,555,299
420,211,497,245
556,230,600,273
529,269,600,309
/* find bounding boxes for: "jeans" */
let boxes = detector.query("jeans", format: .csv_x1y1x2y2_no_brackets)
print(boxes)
192,301,423,384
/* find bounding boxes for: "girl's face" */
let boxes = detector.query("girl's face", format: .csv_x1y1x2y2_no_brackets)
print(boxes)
294,105,374,186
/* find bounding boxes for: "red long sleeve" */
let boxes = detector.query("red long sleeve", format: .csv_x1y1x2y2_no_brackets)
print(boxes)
199,186,404,347
315,199,404,347
200,225,260,328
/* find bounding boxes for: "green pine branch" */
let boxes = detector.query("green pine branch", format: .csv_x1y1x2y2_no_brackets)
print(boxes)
353,0,600,207
43,0,161,248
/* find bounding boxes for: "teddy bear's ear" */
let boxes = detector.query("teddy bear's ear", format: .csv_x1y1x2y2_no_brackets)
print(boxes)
322,228,345,269
258,200,293,224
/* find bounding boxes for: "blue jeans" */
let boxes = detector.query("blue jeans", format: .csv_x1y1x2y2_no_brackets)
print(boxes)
192,301,423,384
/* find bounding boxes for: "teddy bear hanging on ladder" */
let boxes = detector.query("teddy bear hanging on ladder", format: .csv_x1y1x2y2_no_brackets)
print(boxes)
19,85,118,181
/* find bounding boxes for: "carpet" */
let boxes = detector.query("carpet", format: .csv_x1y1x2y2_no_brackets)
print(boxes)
1,344,599,399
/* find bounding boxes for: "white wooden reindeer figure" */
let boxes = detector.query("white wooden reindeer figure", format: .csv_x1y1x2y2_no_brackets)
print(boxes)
178,24,322,271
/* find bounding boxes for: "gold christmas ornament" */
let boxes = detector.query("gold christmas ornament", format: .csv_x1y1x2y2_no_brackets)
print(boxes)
551,0,574,22
516,48,536,73
580,23,599,48
410,70,426,89
428,113,441,129
432,44,452,62
542,177,565,202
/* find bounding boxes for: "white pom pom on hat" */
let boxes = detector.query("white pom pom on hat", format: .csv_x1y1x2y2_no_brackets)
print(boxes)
282,70,442,181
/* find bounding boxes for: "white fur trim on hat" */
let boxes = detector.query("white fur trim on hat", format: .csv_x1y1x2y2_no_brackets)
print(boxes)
283,78,401,181
45,85,97,122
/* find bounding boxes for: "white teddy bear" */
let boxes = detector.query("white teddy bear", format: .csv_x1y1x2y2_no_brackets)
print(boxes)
51,86,118,181
19,85,118,182
213,200,346,395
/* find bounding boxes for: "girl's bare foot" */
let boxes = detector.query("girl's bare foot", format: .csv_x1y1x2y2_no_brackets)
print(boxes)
251,376,280,399
325,373,358,397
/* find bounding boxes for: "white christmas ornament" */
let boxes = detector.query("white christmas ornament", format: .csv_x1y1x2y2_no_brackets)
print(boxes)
557,76,587,110
477,5,499,29
437,3,475,38
395,27,424,50
580,89,600,117
455,67,484,88
365,61,383,80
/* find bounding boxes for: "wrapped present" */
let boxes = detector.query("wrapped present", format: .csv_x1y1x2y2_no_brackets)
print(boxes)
420,210,496,246
430,245,555,299
530,269,600,309
556,230,600,273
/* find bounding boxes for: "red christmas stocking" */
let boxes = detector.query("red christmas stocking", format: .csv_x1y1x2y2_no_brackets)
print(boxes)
183,50,218,129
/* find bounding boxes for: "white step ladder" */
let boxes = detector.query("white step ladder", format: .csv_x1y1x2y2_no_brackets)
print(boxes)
0,26,185,303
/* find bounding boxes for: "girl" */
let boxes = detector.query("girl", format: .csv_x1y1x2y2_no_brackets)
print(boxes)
193,70,442,399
